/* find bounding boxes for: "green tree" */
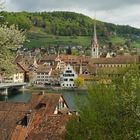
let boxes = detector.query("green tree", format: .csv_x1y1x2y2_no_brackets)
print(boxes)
66,66,140,140
74,77,84,88
71,48,79,56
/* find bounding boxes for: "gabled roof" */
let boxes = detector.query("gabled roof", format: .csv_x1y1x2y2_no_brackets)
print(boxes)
58,55,90,66
51,69,62,78
26,114,70,140
14,55,23,63
15,64,25,73
39,94,63,114
25,94,69,140
17,62,29,72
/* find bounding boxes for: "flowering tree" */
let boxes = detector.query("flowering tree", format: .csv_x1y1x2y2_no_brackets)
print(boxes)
0,1,25,76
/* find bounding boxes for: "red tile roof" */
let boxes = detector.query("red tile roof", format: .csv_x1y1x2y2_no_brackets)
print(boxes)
90,55,139,64
0,93,69,140
26,114,70,140
36,65,52,73
25,94,70,140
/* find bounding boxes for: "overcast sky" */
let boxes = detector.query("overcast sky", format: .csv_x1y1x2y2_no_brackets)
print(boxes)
4,0,140,28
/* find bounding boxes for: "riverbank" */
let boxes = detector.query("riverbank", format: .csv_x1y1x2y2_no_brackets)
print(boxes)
23,85,87,93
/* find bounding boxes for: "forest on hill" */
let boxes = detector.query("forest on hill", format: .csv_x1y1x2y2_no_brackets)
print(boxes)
0,11,140,48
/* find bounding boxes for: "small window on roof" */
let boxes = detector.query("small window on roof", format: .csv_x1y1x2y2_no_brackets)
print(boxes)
35,103,46,109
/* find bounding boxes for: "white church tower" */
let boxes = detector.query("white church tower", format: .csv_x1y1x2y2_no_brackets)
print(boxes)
91,18,99,58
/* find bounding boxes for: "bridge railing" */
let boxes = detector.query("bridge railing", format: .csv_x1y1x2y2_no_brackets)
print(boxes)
0,82,27,88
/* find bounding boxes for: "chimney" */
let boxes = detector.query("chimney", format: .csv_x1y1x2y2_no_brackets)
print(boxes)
79,64,82,75
33,57,38,68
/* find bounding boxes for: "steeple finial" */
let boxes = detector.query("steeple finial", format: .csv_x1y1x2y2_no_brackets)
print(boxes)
94,13,97,43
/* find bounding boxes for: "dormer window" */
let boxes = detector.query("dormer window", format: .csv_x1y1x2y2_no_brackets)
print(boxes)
16,113,31,127
35,103,46,109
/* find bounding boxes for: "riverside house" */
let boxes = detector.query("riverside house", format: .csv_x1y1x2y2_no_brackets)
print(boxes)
34,65,52,85
3,65,25,83
60,64,77,88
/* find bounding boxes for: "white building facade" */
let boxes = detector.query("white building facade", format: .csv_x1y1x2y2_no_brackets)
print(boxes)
60,64,77,88
4,73,24,83
35,67,52,85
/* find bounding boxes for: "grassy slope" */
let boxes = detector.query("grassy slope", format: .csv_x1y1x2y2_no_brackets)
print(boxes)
25,30,130,48
25,28,140,49
25,33,91,48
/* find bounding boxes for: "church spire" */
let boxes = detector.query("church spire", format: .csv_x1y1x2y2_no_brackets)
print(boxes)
91,15,99,58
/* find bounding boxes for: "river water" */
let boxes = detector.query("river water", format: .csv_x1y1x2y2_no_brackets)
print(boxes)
0,90,87,109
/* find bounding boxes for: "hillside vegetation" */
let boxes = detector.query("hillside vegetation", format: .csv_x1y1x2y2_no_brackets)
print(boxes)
0,11,140,48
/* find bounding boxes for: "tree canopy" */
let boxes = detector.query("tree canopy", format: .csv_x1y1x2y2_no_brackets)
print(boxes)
1,11,140,37
0,11,140,48
74,77,84,88
66,66,140,140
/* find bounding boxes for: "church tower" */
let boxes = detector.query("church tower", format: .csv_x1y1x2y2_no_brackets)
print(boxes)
91,18,99,58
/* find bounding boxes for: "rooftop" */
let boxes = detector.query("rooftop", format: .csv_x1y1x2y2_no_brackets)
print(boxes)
90,55,139,64
0,93,70,140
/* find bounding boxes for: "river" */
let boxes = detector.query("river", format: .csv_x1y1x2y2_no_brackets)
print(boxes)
0,89,87,109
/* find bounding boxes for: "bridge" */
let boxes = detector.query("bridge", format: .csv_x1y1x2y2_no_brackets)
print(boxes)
0,83,27,95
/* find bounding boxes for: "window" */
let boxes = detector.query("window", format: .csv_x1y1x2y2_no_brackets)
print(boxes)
64,79,68,81
58,102,64,110
66,70,72,73
85,71,88,74
63,74,75,77
69,79,73,81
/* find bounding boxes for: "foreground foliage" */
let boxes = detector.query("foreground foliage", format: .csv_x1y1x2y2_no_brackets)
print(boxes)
66,67,140,140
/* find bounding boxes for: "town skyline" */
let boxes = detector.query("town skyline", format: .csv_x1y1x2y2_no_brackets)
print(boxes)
4,0,140,28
